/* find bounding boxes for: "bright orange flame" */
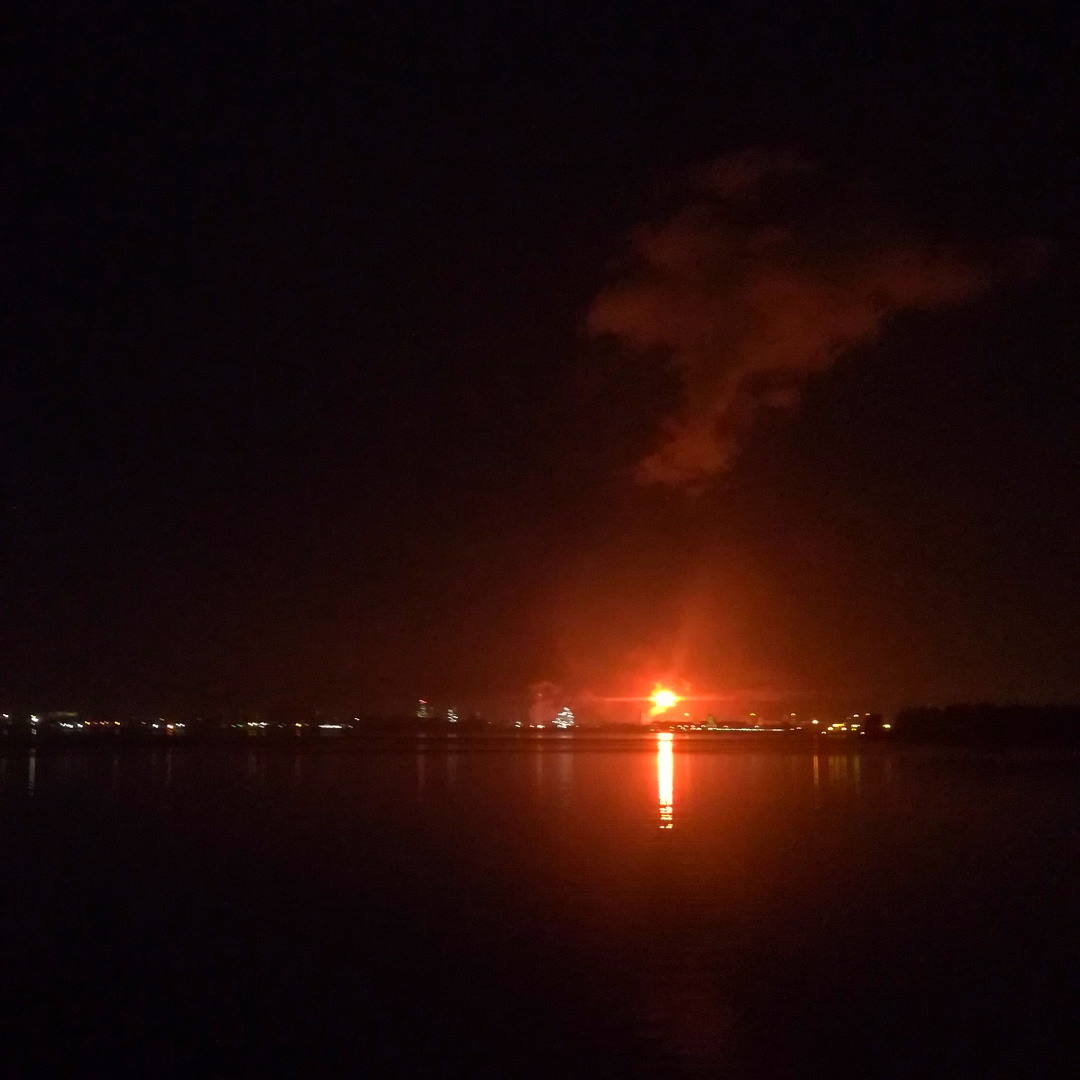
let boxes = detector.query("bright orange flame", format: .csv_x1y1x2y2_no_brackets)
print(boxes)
648,686,681,716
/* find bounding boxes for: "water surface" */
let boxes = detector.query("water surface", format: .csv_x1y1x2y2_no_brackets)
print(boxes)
1,736,1075,1076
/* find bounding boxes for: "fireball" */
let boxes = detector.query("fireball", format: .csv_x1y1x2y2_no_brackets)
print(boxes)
648,686,681,716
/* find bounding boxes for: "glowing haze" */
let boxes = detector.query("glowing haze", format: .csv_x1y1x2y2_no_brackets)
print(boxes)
588,149,988,487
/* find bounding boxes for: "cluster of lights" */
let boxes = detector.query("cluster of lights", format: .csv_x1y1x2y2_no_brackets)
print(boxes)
823,721,863,735
811,714,893,735
230,721,354,730
552,706,576,730
11,715,205,731
54,721,126,730
665,723,792,733
8,703,893,736
57,720,129,730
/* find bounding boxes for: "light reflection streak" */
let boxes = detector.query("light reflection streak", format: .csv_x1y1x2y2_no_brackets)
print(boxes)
27,749,36,795
657,733,674,829
828,755,849,784
416,747,427,798
557,749,573,799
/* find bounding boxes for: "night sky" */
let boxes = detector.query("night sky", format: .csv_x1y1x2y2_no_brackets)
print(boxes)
6,3,1078,714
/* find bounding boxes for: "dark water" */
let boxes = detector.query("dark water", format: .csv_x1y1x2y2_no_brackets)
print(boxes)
1,736,1075,1077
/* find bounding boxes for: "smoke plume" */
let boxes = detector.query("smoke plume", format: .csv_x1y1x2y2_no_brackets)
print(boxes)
588,150,988,487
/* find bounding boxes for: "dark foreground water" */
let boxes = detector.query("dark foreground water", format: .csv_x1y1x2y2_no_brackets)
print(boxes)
1,736,1076,1077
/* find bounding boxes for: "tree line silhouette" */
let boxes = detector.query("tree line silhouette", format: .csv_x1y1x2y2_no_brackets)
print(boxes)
893,704,1080,745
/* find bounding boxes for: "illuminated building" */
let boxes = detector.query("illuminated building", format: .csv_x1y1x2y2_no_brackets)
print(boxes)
446,707,459,724
552,706,575,730
416,699,434,720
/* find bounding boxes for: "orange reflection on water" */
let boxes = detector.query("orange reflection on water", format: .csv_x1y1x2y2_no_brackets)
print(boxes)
657,732,674,829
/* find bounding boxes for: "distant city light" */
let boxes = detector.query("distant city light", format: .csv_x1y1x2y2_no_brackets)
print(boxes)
882,723,892,730
447,707,459,724
318,723,343,730
552,706,575,730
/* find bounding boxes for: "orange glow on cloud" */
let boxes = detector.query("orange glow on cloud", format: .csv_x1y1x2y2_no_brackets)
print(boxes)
587,149,987,488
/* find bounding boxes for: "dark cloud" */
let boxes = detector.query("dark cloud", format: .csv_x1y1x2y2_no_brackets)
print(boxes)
588,151,989,487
